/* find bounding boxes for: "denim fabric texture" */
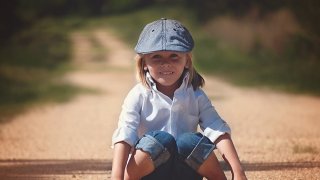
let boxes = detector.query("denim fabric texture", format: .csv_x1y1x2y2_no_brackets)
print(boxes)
134,18,194,54
136,133,174,168
135,131,215,180
181,133,216,170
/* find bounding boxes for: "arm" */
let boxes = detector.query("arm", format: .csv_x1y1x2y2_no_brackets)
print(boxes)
215,134,247,180
111,86,142,179
111,141,131,180
196,90,246,179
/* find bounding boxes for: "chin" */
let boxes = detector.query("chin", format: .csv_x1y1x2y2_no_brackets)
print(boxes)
156,78,179,87
159,81,177,87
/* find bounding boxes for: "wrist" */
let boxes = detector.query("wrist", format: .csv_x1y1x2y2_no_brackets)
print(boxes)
232,169,247,180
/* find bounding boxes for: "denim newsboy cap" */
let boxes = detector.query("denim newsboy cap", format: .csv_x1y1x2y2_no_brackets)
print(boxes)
134,18,194,54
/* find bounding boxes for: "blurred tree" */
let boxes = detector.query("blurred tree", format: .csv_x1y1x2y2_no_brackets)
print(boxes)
103,0,139,13
0,0,108,44
1,0,319,51
287,0,320,59
185,0,286,21
288,0,320,37
0,0,21,44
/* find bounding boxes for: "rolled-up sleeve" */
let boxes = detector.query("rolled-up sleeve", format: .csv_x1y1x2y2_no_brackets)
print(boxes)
112,85,143,147
197,90,231,143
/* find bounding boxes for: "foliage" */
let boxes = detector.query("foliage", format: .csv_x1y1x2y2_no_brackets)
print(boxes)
0,18,88,122
1,0,319,42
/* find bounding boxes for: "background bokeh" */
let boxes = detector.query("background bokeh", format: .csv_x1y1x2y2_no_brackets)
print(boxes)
1,0,319,121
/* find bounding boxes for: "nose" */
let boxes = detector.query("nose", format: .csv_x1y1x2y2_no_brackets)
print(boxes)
160,59,171,67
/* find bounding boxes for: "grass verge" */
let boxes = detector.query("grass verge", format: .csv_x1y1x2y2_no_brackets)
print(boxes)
0,17,94,123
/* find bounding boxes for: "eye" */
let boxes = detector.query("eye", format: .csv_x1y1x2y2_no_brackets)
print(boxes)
169,53,180,60
148,54,162,63
151,54,162,59
170,54,178,58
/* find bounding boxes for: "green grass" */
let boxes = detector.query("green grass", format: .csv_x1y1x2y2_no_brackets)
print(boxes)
0,17,93,122
194,36,320,95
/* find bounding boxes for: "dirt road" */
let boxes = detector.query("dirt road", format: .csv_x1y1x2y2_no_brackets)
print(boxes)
0,28,319,179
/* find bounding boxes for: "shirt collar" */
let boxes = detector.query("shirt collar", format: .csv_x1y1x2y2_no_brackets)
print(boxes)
146,72,157,90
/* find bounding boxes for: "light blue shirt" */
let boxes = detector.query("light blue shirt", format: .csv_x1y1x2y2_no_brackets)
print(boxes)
112,73,231,147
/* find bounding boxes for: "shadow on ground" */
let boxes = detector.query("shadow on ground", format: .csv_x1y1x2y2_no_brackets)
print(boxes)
1,159,320,178
0,159,112,177
221,161,320,171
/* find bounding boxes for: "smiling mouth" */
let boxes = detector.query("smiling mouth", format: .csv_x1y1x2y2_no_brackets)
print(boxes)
160,71,173,75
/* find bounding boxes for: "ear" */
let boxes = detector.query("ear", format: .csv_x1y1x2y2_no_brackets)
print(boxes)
185,62,189,68
142,59,148,71
185,54,192,69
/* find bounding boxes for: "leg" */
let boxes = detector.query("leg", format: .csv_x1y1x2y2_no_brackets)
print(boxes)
176,132,226,180
198,151,226,180
125,149,154,180
125,131,177,180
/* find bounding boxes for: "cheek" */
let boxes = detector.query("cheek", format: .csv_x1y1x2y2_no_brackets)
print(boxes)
144,61,154,71
146,66,157,76
145,64,154,70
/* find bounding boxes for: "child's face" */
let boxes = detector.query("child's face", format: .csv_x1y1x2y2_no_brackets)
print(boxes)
144,51,189,88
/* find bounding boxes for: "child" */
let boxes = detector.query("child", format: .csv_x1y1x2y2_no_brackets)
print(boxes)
111,18,247,180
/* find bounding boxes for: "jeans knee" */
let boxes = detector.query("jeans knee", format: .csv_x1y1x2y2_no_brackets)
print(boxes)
145,130,177,154
176,132,215,170
135,131,177,168
176,132,203,159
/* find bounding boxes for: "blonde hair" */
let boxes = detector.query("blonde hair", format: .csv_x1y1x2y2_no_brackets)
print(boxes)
135,53,205,90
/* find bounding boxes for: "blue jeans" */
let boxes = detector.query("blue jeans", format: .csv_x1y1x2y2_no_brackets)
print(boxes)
135,131,216,180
